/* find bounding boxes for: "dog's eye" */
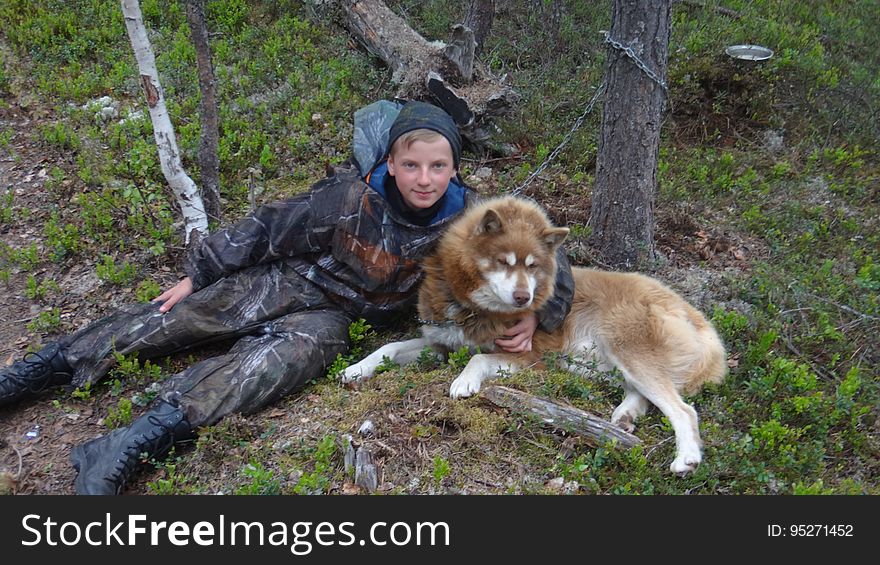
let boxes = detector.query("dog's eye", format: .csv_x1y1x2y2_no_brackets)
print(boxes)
527,263,538,270
496,258,508,266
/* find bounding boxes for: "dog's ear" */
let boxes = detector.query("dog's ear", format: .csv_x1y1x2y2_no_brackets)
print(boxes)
542,227,569,250
477,208,503,234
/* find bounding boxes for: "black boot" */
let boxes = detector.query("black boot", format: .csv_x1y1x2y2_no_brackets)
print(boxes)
70,399,196,495
0,342,72,407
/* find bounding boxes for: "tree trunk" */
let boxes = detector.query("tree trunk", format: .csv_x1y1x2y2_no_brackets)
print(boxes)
185,0,221,224
588,0,670,269
341,0,517,146
464,0,494,57
121,0,208,244
531,0,563,54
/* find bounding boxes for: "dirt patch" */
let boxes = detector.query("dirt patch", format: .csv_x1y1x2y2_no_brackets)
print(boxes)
521,178,765,272
669,55,768,147
0,103,49,363
0,98,175,494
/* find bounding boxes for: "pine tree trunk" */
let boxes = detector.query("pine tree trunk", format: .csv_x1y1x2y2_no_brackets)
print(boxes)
185,0,221,224
588,0,670,269
121,0,208,244
531,0,563,53
464,0,494,57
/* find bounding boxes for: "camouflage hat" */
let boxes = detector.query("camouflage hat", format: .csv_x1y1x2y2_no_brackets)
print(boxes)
387,101,462,169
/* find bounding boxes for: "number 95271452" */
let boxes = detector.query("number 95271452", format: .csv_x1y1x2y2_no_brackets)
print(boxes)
790,524,853,537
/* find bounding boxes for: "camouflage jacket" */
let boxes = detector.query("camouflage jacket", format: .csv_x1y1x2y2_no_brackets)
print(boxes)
185,169,574,330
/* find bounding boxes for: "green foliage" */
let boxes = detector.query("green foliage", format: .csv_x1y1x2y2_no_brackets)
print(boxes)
568,224,592,239
131,382,163,408
415,346,441,370
207,0,249,35
4,242,40,270
855,258,880,291
0,66,8,97
446,346,476,371
38,121,81,150
135,279,162,303
147,459,189,495
374,355,400,375
551,441,683,495
292,435,337,495
0,189,13,225
25,274,58,300
711,306,751,350
70,382,92,400
347,318,374,345
43,211,81,261
76,191,115,238
432,455,450,487
236,461,280,495
27,307,60,333
792,479,834,495
110,350,163,383
258,143,276,174
327,319,376,379
96,254,137,286
326,352,351,381
104,398,133,429
542,369,594,401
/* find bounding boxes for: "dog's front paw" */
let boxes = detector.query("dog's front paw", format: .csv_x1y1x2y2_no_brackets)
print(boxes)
670,444,702,474
341,362,375,384
449,373,483,399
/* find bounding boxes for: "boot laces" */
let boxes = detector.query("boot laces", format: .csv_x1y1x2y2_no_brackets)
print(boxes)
4,349,71,394
104,415,181,492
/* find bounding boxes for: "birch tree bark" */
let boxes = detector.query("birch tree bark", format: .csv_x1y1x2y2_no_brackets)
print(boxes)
121,0,208,244
588,0,670,269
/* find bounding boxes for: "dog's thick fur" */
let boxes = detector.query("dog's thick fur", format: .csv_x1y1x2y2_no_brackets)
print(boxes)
343,197,728,473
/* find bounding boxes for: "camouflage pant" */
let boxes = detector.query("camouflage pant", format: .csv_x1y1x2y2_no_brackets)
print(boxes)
60,259,351,427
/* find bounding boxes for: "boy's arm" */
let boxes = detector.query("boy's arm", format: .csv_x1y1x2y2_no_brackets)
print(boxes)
185,188,336,291
536,246,575,332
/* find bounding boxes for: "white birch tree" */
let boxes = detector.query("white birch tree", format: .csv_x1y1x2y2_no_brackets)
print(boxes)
121,0,208,244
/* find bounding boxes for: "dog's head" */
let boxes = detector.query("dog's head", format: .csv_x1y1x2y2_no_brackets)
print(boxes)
433,196,569,313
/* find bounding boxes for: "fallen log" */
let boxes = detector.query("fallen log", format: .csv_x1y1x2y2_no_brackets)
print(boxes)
481,385,642,448
340,0,517,145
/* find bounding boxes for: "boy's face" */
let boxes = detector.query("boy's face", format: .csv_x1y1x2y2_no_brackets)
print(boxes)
387,138,456,210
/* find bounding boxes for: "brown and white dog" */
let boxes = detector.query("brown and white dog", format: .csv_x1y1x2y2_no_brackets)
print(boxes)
343,196,728,473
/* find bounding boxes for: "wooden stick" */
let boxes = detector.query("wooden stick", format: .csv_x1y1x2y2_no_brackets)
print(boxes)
481,385,642,448
343,432,379,493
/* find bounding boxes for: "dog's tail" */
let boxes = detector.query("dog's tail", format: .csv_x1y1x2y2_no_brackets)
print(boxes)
681,306,728,396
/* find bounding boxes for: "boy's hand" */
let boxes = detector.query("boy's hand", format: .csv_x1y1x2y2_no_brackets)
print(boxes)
153,277,194,313
495,313,538,353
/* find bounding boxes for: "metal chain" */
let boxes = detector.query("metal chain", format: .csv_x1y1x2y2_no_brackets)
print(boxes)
602,30,668,94
510,30,667,195
511,81,606,195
